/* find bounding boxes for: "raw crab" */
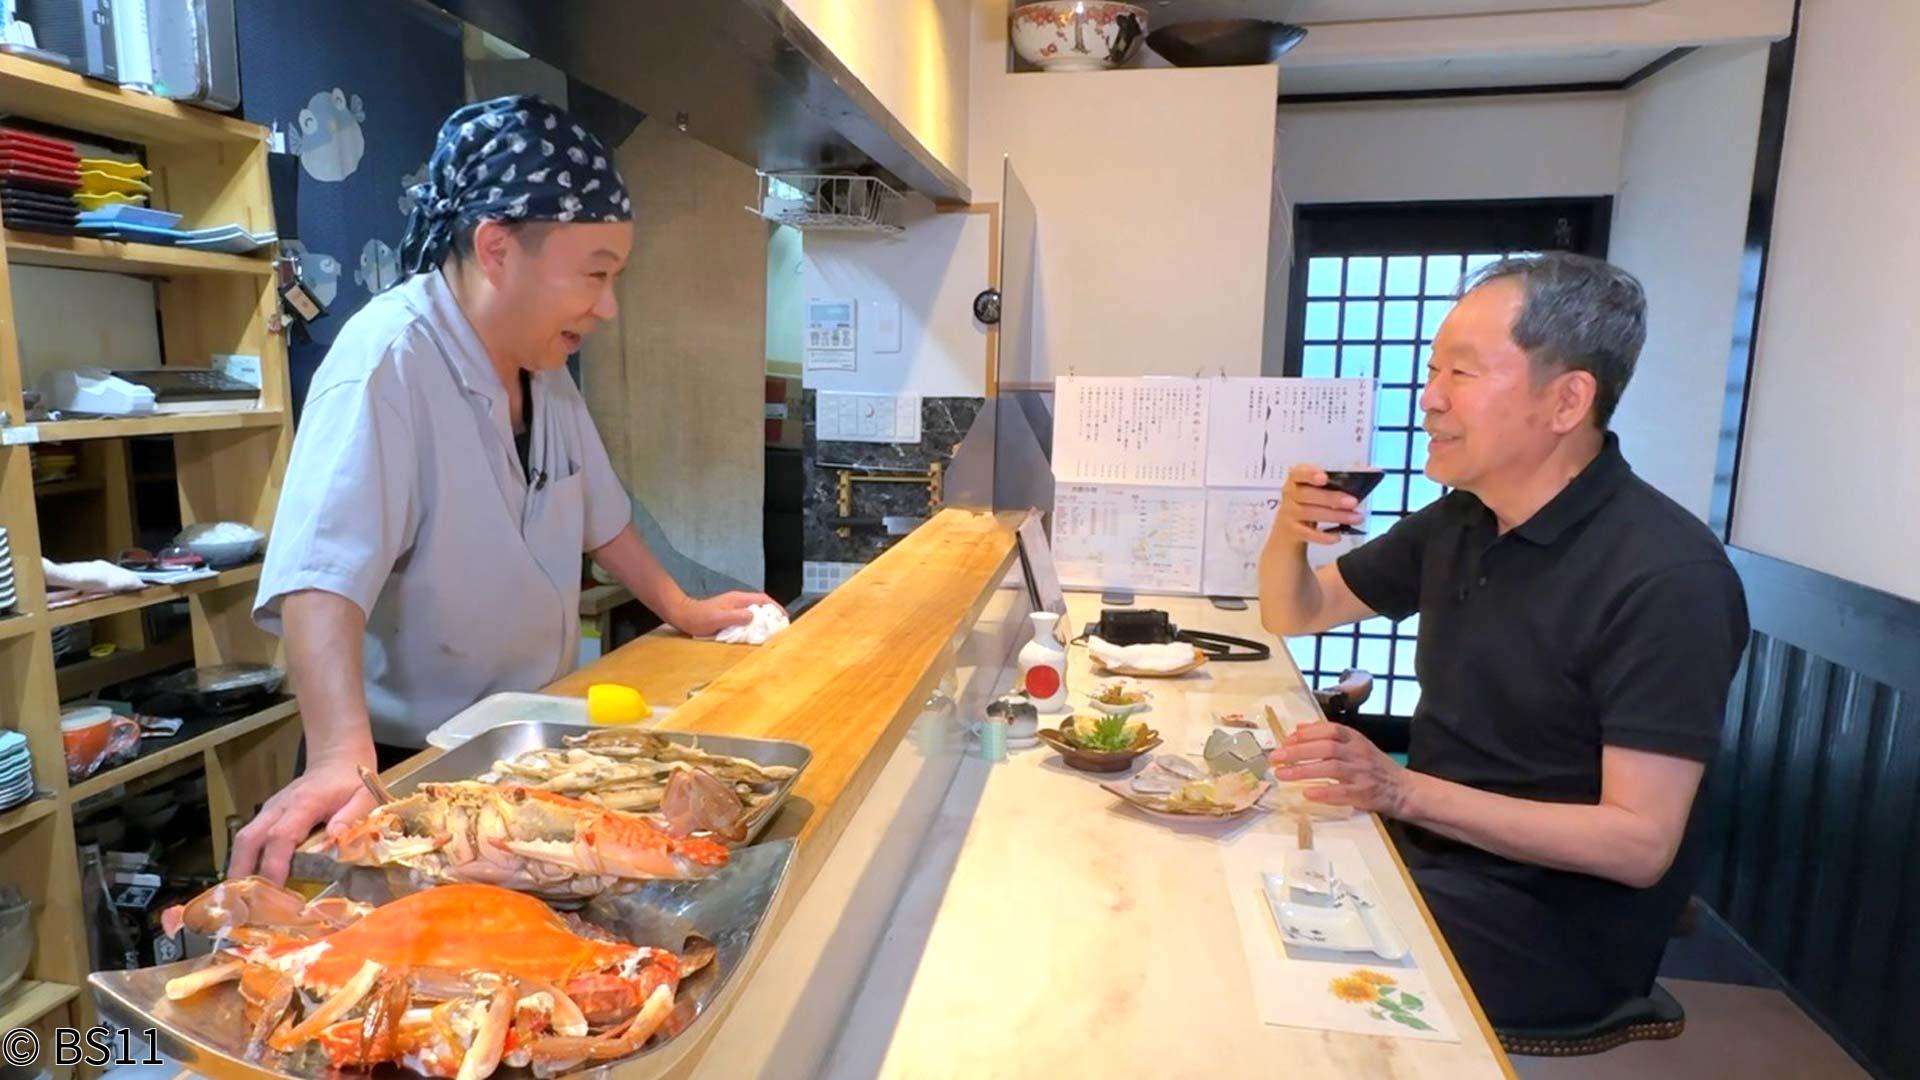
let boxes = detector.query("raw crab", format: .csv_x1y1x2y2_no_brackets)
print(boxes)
161,877,714,1080
327,769,729,900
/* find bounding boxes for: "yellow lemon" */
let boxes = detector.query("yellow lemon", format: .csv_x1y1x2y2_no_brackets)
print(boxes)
587,683,650,725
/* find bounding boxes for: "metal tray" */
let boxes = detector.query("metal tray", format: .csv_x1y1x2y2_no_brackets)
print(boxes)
91,838,796,1080
397,720,812,848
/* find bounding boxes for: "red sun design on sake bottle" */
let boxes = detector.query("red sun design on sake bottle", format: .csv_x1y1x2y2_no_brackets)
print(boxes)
1019,612,1069,711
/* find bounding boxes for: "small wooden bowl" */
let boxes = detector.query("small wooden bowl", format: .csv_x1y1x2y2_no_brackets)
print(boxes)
1038,726,1162,773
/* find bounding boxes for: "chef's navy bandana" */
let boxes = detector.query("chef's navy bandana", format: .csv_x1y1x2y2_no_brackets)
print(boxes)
399,94,633,278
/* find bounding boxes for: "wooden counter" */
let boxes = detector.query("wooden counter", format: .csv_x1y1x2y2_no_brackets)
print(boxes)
387,508,1022,870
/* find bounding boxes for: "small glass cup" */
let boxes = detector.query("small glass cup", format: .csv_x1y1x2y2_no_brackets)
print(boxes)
1317,468,1385,537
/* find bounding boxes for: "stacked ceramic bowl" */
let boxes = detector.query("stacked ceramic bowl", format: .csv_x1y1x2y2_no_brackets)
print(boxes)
0,527,14,615
0,731,32,811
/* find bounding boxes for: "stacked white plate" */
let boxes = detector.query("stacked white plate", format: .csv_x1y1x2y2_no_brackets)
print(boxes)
0,731,33,810
0,526,14,614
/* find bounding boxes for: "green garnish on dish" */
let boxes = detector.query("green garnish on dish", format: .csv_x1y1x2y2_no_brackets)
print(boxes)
1067,713,1143,752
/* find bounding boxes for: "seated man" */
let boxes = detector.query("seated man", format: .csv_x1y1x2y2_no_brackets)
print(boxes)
1258,252,1749,1030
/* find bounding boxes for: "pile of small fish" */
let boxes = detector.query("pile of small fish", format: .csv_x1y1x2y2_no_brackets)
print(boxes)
478,728,798,841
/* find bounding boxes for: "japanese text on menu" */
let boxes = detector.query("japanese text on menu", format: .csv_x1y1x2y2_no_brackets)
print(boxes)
1205,377,1374,488
1053,378,1208,487
1051,484,1205,594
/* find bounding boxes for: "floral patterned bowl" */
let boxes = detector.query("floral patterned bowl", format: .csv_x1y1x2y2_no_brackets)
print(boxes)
1011,2,1149,72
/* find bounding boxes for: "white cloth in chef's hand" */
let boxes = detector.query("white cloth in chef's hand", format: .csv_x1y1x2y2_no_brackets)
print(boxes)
43,558,145,595
1088,635,1198,674
714,603,789,645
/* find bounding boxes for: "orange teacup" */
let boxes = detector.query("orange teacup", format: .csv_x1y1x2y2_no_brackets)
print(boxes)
61,706,139,782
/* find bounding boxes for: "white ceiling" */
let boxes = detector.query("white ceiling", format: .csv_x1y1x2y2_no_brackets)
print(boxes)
1135,0,1669,95
1274,47,1668,95
1138,0,1651,21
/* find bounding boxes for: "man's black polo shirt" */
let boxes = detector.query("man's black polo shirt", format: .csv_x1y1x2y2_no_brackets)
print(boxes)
1335,432,1749,1020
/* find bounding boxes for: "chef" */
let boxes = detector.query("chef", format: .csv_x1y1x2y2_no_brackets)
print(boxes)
230,96,776,883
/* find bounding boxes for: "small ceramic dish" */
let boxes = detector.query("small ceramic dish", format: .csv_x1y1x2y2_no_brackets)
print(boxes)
1261,869,1410,961
1087,680,1152,717
1101,759,1270,820
1038,725,1161,773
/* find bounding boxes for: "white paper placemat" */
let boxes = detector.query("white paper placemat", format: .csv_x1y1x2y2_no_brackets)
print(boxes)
1220,834,1461,1043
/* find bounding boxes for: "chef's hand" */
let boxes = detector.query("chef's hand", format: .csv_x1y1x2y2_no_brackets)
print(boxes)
1269,722,1413,817
226,749,379,884
1277,463,1364,546
674,591,781,638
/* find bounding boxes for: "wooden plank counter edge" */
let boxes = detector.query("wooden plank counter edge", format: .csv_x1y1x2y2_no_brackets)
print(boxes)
645,509,1024,1079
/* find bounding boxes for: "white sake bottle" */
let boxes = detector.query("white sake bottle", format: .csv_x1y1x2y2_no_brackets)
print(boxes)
1018,611,1069,712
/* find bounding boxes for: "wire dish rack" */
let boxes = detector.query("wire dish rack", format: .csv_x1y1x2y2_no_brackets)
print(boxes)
751,172,905,234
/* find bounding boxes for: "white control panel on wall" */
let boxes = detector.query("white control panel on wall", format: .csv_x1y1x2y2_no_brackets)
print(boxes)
805,297,858,374
807,298,857,349
817,391,923,444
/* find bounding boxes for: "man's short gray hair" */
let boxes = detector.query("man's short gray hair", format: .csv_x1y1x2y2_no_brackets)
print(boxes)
1458,252,1647,428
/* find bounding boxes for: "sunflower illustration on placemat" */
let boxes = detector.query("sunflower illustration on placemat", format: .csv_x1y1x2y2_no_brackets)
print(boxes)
1328,968,1434,1032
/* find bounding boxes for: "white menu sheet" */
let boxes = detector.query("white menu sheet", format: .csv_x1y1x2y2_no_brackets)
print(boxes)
1202,488,1359,598
1051,484,1206,594
1205,378,1375,488
1051,376,1209,487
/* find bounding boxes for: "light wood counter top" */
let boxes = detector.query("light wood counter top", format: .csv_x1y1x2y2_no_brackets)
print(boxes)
386,508,1023,876
816,593,1518,1080
371,504,1022,883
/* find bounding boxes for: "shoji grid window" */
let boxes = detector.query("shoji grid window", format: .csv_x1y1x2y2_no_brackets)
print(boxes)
1282,201,1611,720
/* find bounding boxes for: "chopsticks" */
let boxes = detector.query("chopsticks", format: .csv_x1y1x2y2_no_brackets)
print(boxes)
1263,703,1313,852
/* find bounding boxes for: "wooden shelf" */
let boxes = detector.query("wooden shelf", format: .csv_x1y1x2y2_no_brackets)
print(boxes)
0,797,55,838
47,564,262,628
4,410,282,445
0,53,294,1033
68,698,299,802
0,52,262,146
55,634,194,699
0,979,79,1030
5,231,275,278
31,478,105,497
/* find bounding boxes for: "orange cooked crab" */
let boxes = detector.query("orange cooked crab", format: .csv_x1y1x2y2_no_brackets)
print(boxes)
161,877,713,1080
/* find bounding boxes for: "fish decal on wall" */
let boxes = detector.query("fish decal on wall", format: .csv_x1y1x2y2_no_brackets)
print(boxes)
397,161,429,216
283,240,341,307
355,238,400,294
288,88,367,182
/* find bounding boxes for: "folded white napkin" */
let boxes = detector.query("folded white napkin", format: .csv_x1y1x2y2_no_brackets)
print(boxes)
1087,635,1198,673
715,603,789,645
43,558,145,595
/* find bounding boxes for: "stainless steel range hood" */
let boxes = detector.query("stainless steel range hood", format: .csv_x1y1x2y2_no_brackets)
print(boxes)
424,0,970,205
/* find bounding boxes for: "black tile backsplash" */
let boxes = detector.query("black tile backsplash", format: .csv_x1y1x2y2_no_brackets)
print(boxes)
803,392,984,563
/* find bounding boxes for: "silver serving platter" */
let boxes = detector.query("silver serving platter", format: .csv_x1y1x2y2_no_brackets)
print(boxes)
402,720,808,848
90,837,796,1080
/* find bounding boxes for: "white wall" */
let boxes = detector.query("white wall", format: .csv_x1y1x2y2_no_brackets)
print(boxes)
966,0,1278,383
1277,94,1626,206
1266,93,1626,374
1607,43,1769,521
781,0,972,184
797,205,992,398
1283,0,1792,70
1732,0,1920,603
